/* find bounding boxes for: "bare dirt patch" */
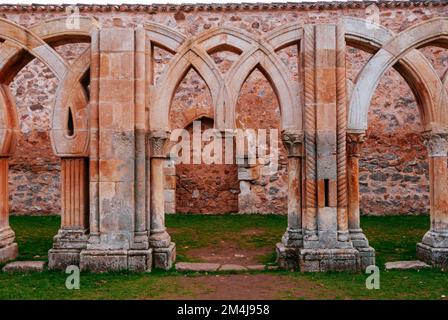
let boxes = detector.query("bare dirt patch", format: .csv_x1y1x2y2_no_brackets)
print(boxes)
164,274,341,300
185,239,273,265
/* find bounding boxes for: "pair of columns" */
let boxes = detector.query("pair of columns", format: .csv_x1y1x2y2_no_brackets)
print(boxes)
276,130,373,271
346,131,448,268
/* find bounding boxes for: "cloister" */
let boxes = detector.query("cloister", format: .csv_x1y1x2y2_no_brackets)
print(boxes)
0,12,448,272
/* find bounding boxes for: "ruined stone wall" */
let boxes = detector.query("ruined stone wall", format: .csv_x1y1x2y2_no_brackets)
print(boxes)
4,2,448,215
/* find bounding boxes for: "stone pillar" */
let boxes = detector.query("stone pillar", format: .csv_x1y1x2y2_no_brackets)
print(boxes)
417,132,448,268
276,129,303,270
80,26,152,272
346,132,375,269
149,130,176,270
48,158,89,269
0,157,18,263
299,24,359,272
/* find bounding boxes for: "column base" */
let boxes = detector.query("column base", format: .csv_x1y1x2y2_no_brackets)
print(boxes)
276,242,300,270
48,249,82,270
47,228,88,270
417,243,448,269
299,248,360,272
349,229,375,270
153,242,176,270
0,242,18,263
357,246,376,270
79,249,153,272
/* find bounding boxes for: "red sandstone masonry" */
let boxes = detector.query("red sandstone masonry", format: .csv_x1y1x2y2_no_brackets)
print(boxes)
3,2,448,216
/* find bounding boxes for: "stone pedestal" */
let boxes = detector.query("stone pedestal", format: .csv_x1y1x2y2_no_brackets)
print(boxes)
0,242,18,263
276,242,299,271
153,243,176,270
417,242,448,269
80,249,153,272
299,248,359,272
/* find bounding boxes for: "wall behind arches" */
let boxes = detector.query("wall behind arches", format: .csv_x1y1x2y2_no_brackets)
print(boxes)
4,2,448,215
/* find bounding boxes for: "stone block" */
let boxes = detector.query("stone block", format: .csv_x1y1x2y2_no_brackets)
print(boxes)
417,242,448,269
48,248,81,270
80,249,128,272
299,248,360,272
175,262,220,272
0,243,18,263
385,260,430,271
275,242,299,271
99,28,135,52
153,242,176,270
219,264,247,271
3,260,46,272
247,265,266,271
128,249,153,272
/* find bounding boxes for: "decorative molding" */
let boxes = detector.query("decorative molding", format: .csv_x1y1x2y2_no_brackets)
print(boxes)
281,129,303,157
346,133,366,158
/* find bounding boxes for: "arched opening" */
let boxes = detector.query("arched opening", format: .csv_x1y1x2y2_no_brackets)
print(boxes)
7,42,88,262
174,117,239,214
347,45,430,266
235,67,287,215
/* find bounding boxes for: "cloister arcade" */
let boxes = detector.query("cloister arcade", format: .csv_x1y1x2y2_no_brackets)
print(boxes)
0,15,447,271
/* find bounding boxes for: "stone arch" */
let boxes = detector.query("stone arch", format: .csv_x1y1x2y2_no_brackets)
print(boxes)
28,16,98,157
150,45,224,132
225,47,301,131
150,25,301,133
346,17,448,132
0,17,97,156
51,49,91,156
145,22,186,54
29,16,98,46
265,22,303,52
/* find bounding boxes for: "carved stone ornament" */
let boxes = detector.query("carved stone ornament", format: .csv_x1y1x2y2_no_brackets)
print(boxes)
281,129,303,157
150,130,170,158
346,132,366,157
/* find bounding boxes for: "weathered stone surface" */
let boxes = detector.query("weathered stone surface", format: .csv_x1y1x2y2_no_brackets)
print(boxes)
2,260,46,272
246,265,266,271
219,264,248,271
1,5,448,273
0,243,18,264
175,262,220,272
385,260,430,271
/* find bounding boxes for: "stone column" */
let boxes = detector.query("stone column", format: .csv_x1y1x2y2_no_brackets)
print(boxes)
149,130,176,270
417,132,448,268
282,130,303,242
346,132,375,268
276,130,303,270
298,24,360,272
48,157,89,269
347,132,367,241
80,26,152,272
0,157,18,263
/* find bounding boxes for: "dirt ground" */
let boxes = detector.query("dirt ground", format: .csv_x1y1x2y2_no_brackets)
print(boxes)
182,228,274,265
163,274,342,300
185,244,272,265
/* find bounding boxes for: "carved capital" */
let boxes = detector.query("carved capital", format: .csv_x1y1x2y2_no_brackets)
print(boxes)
149,130,169,158
281,129,303,157
423,132,448,157
346,132,366,158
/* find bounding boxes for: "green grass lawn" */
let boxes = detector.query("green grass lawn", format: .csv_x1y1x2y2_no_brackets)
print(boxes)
0,214,447,300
